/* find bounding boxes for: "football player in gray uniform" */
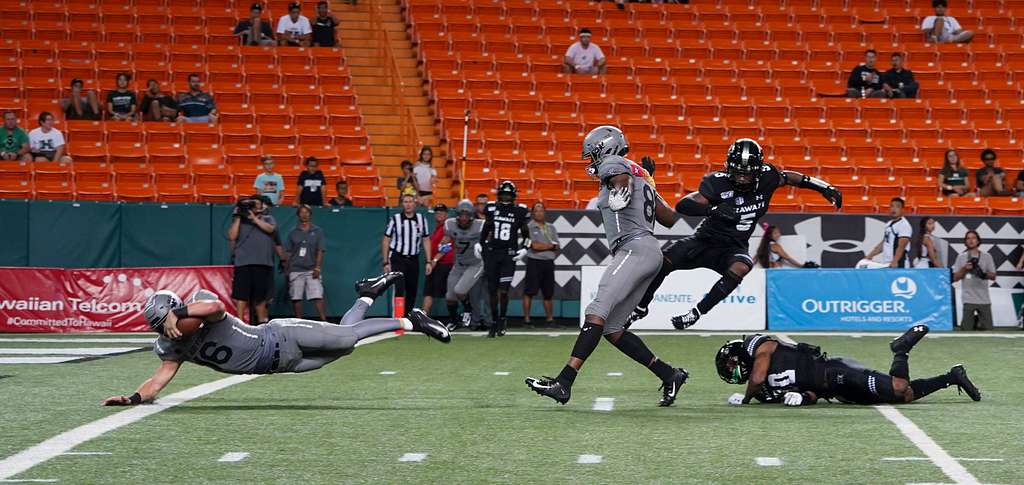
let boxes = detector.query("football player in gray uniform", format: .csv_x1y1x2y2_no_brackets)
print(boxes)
525,126,690,407
431,199,486,329
101,272,450,406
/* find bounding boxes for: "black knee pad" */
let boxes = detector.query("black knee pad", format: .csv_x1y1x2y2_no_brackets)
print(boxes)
715,269,744,294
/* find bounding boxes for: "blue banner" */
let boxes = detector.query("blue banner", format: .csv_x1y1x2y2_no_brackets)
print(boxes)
767,269,953,331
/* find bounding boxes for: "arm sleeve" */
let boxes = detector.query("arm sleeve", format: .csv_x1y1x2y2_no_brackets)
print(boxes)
551,226,559,245
698,176,719,205
847,67,860,88
595,45,606,60
276,18,287,33
952,252,965,272
443,219,453,238
982,253,997,273
897,220,913,239
233,22,246,34
921,17,934,30
384,217,395,237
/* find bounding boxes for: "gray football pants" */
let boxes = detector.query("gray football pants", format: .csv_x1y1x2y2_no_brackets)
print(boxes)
584,236,663,335
272,298,403,372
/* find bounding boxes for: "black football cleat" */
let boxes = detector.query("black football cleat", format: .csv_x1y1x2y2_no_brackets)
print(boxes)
890,324,930,354
408,309,451,343
623,306,649,330
355,272,404,299
658,368,689,407
671,309,701,330
949,364,981,402
525,376,571,405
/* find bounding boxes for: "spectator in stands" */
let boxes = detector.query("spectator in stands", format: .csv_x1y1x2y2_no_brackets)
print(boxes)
235,3,275,46
755,224,804,268
311,1,339,48
474,193,489,220
523,202,559,327
277,2,312,47
939,149,973,196
976,148,1009,197
254,155,285,206
227,195,277,324
1015,171,1024,197
912,217,947,268
297,156,326,206
922,0,974,44
397,160,420,199
382,193,433,315
176,74,218,123
562,28,606,75
106,73,138,122
423,204,453,317
880,53,918,99
1,111,31,161
329,179,354,207
60,79,100,121
285,204,327,321
953,230,996,330
846,49,883,98
414,146,438,207
28,112,71,163
141,80,178,122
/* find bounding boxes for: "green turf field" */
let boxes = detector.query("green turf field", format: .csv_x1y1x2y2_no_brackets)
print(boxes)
0,332,1021,484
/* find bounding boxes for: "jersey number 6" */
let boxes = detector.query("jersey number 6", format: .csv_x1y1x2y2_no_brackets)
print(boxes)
196,342,233,366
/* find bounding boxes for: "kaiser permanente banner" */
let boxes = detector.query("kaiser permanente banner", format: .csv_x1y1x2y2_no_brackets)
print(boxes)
580,266,766,330
0,266,235,333
767,269,953,331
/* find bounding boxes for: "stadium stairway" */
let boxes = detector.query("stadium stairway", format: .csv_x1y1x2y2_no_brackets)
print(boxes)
335,0,450,205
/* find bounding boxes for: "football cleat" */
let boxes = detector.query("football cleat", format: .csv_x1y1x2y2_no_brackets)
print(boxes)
408,309,451,344
623,306,648,330
949,364,981,402
671,308,701,330
355,272,404,299
461,312,474,328
658,368,689,407
525,376,571,405
890,324,929,354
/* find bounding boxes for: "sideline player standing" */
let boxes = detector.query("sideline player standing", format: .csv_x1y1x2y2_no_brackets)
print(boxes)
480,180,530,337
525,126,689,407
627,138,843,329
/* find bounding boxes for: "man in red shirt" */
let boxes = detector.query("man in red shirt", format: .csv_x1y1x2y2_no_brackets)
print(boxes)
423,204,454,319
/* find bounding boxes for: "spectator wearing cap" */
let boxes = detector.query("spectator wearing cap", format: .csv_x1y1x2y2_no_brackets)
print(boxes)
176,73,218,123
297,156,326,206
254,155,285,205
422,203,453,317
28,112,72,163
311,1,339,47
329,179,353,207
562,28,606,75
60,79,101,121
277,3,312,47
140,79,178,122
922,0,974,44
1,111,31,162
106,72,138,122
846,49,884,98
285,204,327,321
235,3,276,46
522,202,559,327
976,148,1009,197
880,52,918,99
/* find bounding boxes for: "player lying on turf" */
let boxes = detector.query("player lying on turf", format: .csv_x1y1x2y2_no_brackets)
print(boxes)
716,325,981,407
101,272,450,406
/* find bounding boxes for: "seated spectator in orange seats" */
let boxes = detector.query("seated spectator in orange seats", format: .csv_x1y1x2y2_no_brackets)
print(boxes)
277,2,312,47
176,73,218,124
921,0,974,44
141,80,178,122
880,53,918,99
562,28,606,75
311,1,339,47
60,79,101,121
939,149,974,197
1,111,31,162
235,3,276,46
329,179,354,207
106,72,138,122
28,112,72,163
846,49,884,98
976,149,1010,197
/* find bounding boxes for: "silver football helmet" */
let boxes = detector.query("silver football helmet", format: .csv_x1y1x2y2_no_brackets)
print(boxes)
582,125,629,176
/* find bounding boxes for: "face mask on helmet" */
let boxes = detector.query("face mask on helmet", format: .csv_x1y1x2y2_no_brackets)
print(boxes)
715,340,751,384
497,181,517,204
725,139,764,193
144,290,182,334
582,126,629,177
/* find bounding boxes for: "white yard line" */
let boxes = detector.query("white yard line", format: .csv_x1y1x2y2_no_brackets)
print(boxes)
493,371,510,376
217,452,249,463
0,332,398,480
755,457,783,466
378,371,397,375
606,372,623,377
592,397,615,412
0,358,83,365
0,338,153,344
875,405,981,485
576,454,602,464
0,479,59,483
398,453,427,462
60,452,110,456
0,348,141,356
883,457,1003,463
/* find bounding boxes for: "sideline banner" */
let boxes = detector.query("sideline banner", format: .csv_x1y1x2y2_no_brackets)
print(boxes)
767,268,953,331
579,266,766,331
0,266,235,333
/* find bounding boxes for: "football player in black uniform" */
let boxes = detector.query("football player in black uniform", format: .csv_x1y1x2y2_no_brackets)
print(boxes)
716,325,981,406
480,180,530,337
627,138,843,329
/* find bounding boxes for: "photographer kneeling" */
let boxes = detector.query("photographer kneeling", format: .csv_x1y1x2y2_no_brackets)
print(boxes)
228,195,278,324
952,230,997,330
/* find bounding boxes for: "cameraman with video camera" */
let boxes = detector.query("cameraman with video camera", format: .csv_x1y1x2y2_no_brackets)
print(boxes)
227,194,278,324
952,230,997,330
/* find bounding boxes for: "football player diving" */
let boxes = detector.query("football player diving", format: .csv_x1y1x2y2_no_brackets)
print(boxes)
716,325,981,407
525,126,690,407
100,272,450,406
626,138,843,330
480,180,530,337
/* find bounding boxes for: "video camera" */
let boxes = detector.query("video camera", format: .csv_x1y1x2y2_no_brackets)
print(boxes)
969,256,985,278
233,196,269,218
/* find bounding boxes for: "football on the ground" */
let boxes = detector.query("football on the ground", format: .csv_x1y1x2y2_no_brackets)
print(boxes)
175,317,204,337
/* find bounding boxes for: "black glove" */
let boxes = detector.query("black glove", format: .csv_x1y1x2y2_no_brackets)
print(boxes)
709,203,740,222
640,155,656,177
823,186,843,209
803,261,820,268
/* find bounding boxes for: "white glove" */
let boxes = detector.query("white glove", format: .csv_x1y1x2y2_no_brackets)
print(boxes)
727,393,745,406
473,243,482,259
514,248,528,261
783,392,803,407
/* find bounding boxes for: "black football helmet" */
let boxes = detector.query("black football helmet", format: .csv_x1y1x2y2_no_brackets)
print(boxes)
496,180,517,204
715,339,752,384
725,138,764,192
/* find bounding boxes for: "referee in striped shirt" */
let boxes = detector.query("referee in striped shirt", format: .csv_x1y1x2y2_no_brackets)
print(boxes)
381,194,433,314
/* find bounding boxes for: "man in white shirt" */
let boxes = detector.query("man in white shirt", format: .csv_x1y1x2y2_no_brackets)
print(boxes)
28,112,72,163
562,28,606,75
858,197,913,269
920,0,974,44
277,2,312,47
